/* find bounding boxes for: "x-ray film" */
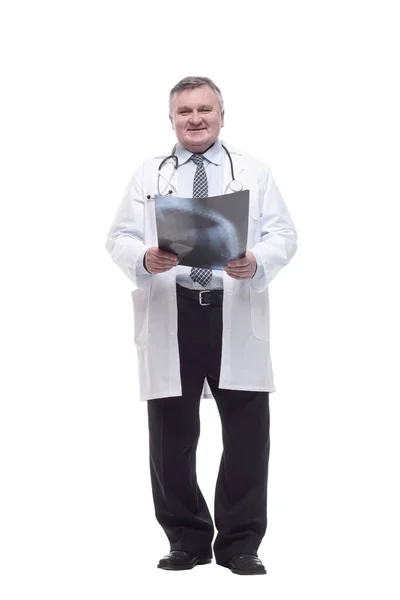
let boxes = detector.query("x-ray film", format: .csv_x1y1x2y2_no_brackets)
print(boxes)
154,190,249,270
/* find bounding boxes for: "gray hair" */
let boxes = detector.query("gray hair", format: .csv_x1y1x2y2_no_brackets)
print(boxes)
169,76,224,114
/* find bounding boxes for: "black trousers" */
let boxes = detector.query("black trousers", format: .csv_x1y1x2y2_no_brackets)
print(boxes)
147,286,270,566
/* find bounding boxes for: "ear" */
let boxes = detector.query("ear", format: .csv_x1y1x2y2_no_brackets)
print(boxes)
169,114,174,130
221,111,225,128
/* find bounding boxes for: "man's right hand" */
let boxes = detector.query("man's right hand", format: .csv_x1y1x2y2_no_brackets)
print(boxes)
144,247,179,274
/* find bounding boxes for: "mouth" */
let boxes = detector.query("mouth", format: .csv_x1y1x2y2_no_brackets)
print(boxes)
188,128,206,132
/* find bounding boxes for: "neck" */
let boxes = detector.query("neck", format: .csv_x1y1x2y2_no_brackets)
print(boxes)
182,141,216,155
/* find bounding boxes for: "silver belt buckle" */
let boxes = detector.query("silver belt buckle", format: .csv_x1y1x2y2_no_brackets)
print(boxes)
199,290,211,306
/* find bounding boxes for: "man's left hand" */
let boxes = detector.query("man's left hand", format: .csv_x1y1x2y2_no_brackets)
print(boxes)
224,252,257,280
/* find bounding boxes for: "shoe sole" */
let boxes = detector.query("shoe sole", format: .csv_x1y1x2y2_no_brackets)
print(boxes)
158,558,212,570
229,567,266,575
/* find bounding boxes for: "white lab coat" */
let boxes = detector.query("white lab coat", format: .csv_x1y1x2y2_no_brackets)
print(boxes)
106,141,297,401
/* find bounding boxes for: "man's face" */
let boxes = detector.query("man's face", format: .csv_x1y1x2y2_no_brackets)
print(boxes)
170,85,224,153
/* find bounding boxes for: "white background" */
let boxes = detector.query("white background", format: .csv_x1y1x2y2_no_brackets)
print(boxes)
1,0,399,598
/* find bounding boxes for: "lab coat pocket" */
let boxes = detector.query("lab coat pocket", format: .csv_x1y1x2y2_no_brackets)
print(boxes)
250,197,262,221
249,287,270,341
131,287,150,348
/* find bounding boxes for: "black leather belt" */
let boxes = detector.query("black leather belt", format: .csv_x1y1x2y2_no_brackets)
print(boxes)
176,283,223,307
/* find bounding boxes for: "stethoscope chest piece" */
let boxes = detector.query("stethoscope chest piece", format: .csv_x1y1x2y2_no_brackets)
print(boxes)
229,180,243,192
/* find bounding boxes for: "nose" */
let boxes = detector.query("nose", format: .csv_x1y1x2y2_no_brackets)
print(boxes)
190,110,202,125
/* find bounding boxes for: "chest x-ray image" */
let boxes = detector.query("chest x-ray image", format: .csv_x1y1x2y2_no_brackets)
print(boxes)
154,190,249,270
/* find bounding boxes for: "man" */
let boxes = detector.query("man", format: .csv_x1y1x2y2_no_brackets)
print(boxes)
105,76,297,575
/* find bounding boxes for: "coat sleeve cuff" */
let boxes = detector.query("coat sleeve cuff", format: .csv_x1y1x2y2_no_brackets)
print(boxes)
250,251,264,280
136,248,153,277
248,249,266,291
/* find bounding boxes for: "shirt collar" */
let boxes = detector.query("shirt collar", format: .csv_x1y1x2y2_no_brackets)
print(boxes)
175,138,224,167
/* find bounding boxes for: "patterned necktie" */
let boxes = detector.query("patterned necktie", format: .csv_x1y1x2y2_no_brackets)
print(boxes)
190,154,213,287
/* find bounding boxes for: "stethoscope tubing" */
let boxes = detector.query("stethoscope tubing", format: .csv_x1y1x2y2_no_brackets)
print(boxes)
156,143,239,196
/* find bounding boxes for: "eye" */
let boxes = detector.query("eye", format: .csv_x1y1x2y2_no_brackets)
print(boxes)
201,108,211,112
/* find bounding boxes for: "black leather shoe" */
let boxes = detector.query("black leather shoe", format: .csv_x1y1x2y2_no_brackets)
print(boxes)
226,554,266,575
157,551,212,571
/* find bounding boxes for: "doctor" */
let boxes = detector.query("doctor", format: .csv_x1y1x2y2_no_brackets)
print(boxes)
105,76,297,575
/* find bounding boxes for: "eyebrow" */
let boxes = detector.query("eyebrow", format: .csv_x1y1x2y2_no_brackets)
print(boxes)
177,105,213,111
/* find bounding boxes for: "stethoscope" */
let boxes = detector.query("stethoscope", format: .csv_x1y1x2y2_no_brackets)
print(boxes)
148,143,243,199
